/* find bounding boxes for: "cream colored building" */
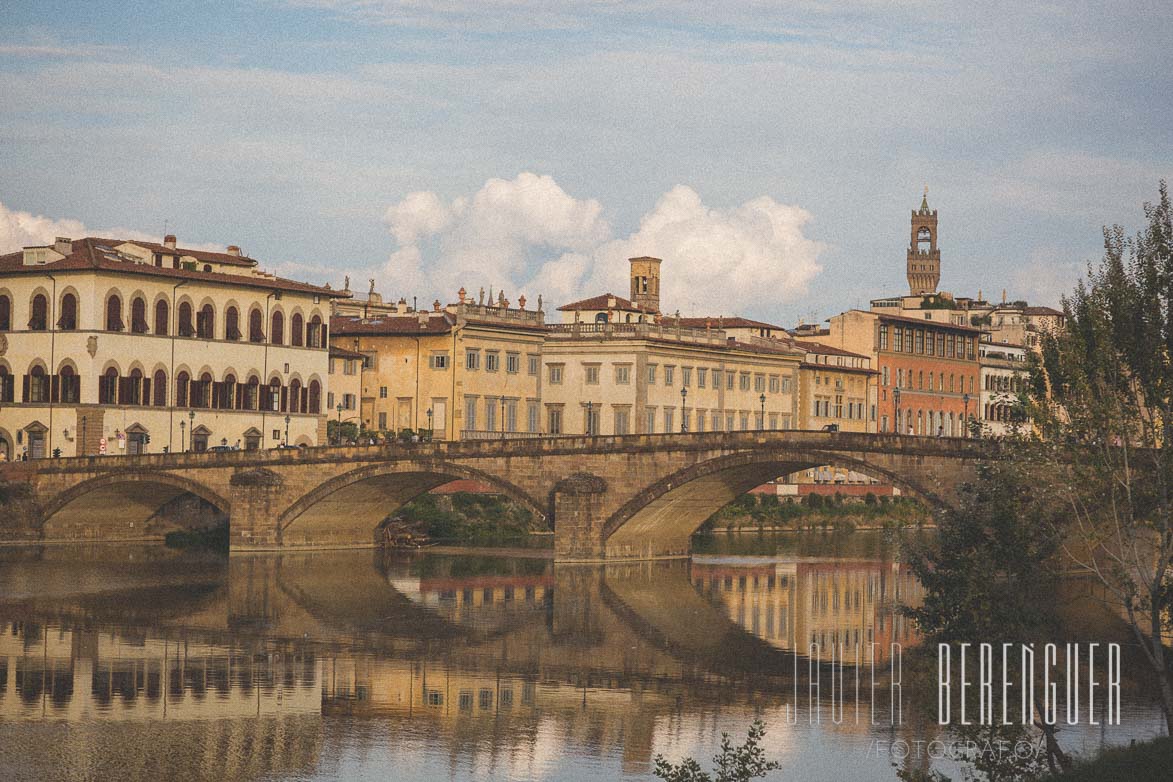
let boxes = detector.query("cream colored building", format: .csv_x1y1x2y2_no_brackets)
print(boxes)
978,338,1029,436
330,299,546,439
0,235,345,459
794,340,877,433
326,345,365,422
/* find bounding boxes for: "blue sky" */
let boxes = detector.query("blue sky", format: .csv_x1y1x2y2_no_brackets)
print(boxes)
2,1,1170,322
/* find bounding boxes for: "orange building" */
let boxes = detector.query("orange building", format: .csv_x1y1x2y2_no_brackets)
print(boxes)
824,309,981,436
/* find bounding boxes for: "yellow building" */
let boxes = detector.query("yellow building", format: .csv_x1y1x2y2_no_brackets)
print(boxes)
0,235,345,459
794,340,877,433
330,299,545,439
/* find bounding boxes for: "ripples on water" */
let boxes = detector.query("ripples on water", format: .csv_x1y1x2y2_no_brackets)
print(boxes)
0,532,1165,781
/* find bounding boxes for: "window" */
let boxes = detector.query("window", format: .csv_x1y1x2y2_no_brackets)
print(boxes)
726,412,735,431
681,367,692,387
196,304,214,339
894,326,903,352
697,368,707,388
271,311,284,345
646,408,656,433
740,412,750,430
485,399,498,431
25,365,49,403
344,359,358,376
663,407,675,432
466,349,480,370
28,294,47,331
614,407,630,435
380,386,388,398
648,364,657,384
58,293,77,330
378,412,387,430
547,364,563,384
879,324,889,350
615,364,630,384
527,401,539,433
152,370,167,407
506,353,520,373
712,369,721,388
768,375,780,393
291,313,304,346
224,306,240,340
485,352,499,372
248,309,264,342
664,366,675,385
105,295,124,332
882,366,890,386
100,367,120,405
754,374,765,393
0,294,10,330
527,354,539,375
727,371,735,390
769,413,779,430
547,406,563,434
465,397,478,430
585,364,600,385
430,352,449,370
915,329,924,354
740,373,751,391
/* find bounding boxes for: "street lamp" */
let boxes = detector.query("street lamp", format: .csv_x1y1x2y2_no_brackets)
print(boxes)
284,414,290,446
759,392,766,430
962,392,971,438
179,420,186,453
585,400,593,436
426,407,433,440
500,397,506,440
188,410,195,452
893,387,901,434
336,403,343,445
680,386,688,433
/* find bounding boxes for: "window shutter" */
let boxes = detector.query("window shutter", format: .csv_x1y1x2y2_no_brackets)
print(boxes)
50,374,60,403
22,375,30,402
281,387,288,412
143,378,152,405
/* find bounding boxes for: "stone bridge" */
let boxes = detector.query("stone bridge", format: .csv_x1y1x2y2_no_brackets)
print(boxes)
0,431,997,561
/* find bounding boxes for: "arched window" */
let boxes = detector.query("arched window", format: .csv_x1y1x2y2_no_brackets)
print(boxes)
308,315,323,347
595,313,608,323
131,297,148,334
269,378,282,412
192,372,212,408
105,295,123,332
0,294,10,331
0,365,13,403
125,368,144,406
59,365,79,403
25,365,49,403
175,371,190,407
248,309,264,342
291,313,304,346
99,367,119,405
196,304,215,339
58,293,77,330
154,300,169,335
245,376,260,410
225,307,241,340
271,311,284,345
153,370,167,407
178,302,194,337
221,374,237,410
308,379,321,414
289,378,302,414
29,294,48,331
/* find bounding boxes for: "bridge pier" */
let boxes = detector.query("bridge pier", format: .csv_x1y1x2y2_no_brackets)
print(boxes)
228,468,286,549
553,473,610,561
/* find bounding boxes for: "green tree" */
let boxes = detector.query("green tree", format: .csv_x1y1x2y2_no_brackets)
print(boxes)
653,720,781,782
1024,182,1173,733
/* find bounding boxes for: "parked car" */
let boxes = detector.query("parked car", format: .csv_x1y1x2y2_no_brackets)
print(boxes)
821,424,840,432
206,445,235,453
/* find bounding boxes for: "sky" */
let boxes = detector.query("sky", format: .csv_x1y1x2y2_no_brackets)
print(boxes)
1,1,1170,324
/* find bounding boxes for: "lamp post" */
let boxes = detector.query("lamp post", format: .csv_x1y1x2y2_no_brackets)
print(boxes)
500,397,506,440
962,392,970,438
336,403,343,445
680,386,688,433
80,415,86,457
179,420,186,453
284,414,290,446
759,392,766,430
426,407,433,441
187,410,195,452
893,387,901,434
585,400,593,436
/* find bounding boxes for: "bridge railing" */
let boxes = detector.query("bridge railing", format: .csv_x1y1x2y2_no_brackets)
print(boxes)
460,430,547,440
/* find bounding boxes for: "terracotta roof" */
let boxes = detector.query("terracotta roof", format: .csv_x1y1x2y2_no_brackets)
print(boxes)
0,238,346,298
1022,305,1063,316
845,309,985,333
557,293,656,313
792,339,870,359
121,239,257,268
677,316,787,331
330,313,454,335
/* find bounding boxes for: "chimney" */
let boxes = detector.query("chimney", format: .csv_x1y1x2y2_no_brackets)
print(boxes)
53,237,72,255
433,299,441,312
164,234,177,249
226,245,241,256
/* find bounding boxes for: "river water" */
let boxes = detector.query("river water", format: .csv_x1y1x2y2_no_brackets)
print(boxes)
0,531,1167,781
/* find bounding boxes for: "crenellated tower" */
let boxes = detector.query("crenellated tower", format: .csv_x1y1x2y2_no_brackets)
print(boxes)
906,188,940,295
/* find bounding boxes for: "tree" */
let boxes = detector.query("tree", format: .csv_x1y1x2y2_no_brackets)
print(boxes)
653,720,781,782
1024,181,1173,734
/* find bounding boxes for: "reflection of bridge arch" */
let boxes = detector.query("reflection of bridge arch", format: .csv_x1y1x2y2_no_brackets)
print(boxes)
41,472,230,540
603,449,942,559
277,460,547,546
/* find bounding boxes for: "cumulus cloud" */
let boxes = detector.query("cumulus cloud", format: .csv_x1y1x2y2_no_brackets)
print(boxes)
0,201,225,256
381,174,824,318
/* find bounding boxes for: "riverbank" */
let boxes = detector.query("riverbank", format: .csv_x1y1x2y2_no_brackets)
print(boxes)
1053,737,1173,781
702,491,931,533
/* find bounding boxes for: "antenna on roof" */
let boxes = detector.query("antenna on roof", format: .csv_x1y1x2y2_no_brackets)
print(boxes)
162,219,168,241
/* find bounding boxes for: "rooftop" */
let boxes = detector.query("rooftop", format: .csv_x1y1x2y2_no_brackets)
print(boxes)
557,293,656,313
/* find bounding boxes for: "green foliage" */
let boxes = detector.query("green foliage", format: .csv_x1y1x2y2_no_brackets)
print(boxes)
392,491,537,541
164,521,230,551
864,492,877,505
653,720,780,782
803,492,822,508
1050,736,1173,782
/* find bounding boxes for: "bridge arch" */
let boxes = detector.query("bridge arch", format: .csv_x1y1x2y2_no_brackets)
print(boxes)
277,459,547,548
41,471,230,542
601,448,949,560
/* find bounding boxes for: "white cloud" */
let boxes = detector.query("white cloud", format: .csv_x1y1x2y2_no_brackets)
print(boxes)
379,173,824,318
0,201,223,255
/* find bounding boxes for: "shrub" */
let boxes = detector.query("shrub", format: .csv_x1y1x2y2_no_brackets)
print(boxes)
864,492,877,505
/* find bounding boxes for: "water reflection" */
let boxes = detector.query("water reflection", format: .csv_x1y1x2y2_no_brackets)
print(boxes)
0,536,1162,781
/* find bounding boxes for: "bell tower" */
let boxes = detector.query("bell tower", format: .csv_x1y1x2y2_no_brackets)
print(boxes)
629,256,662,313
907,187,940,295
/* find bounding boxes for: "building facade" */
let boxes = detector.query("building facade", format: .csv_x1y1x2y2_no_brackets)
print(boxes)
978,338,1029,436
0,236,344,459
793,340,877,433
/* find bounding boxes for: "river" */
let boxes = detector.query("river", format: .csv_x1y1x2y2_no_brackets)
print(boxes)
0,531,1166,781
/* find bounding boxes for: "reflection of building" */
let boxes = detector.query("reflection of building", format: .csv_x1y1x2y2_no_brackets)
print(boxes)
0,235,345,459
691,558,923,664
